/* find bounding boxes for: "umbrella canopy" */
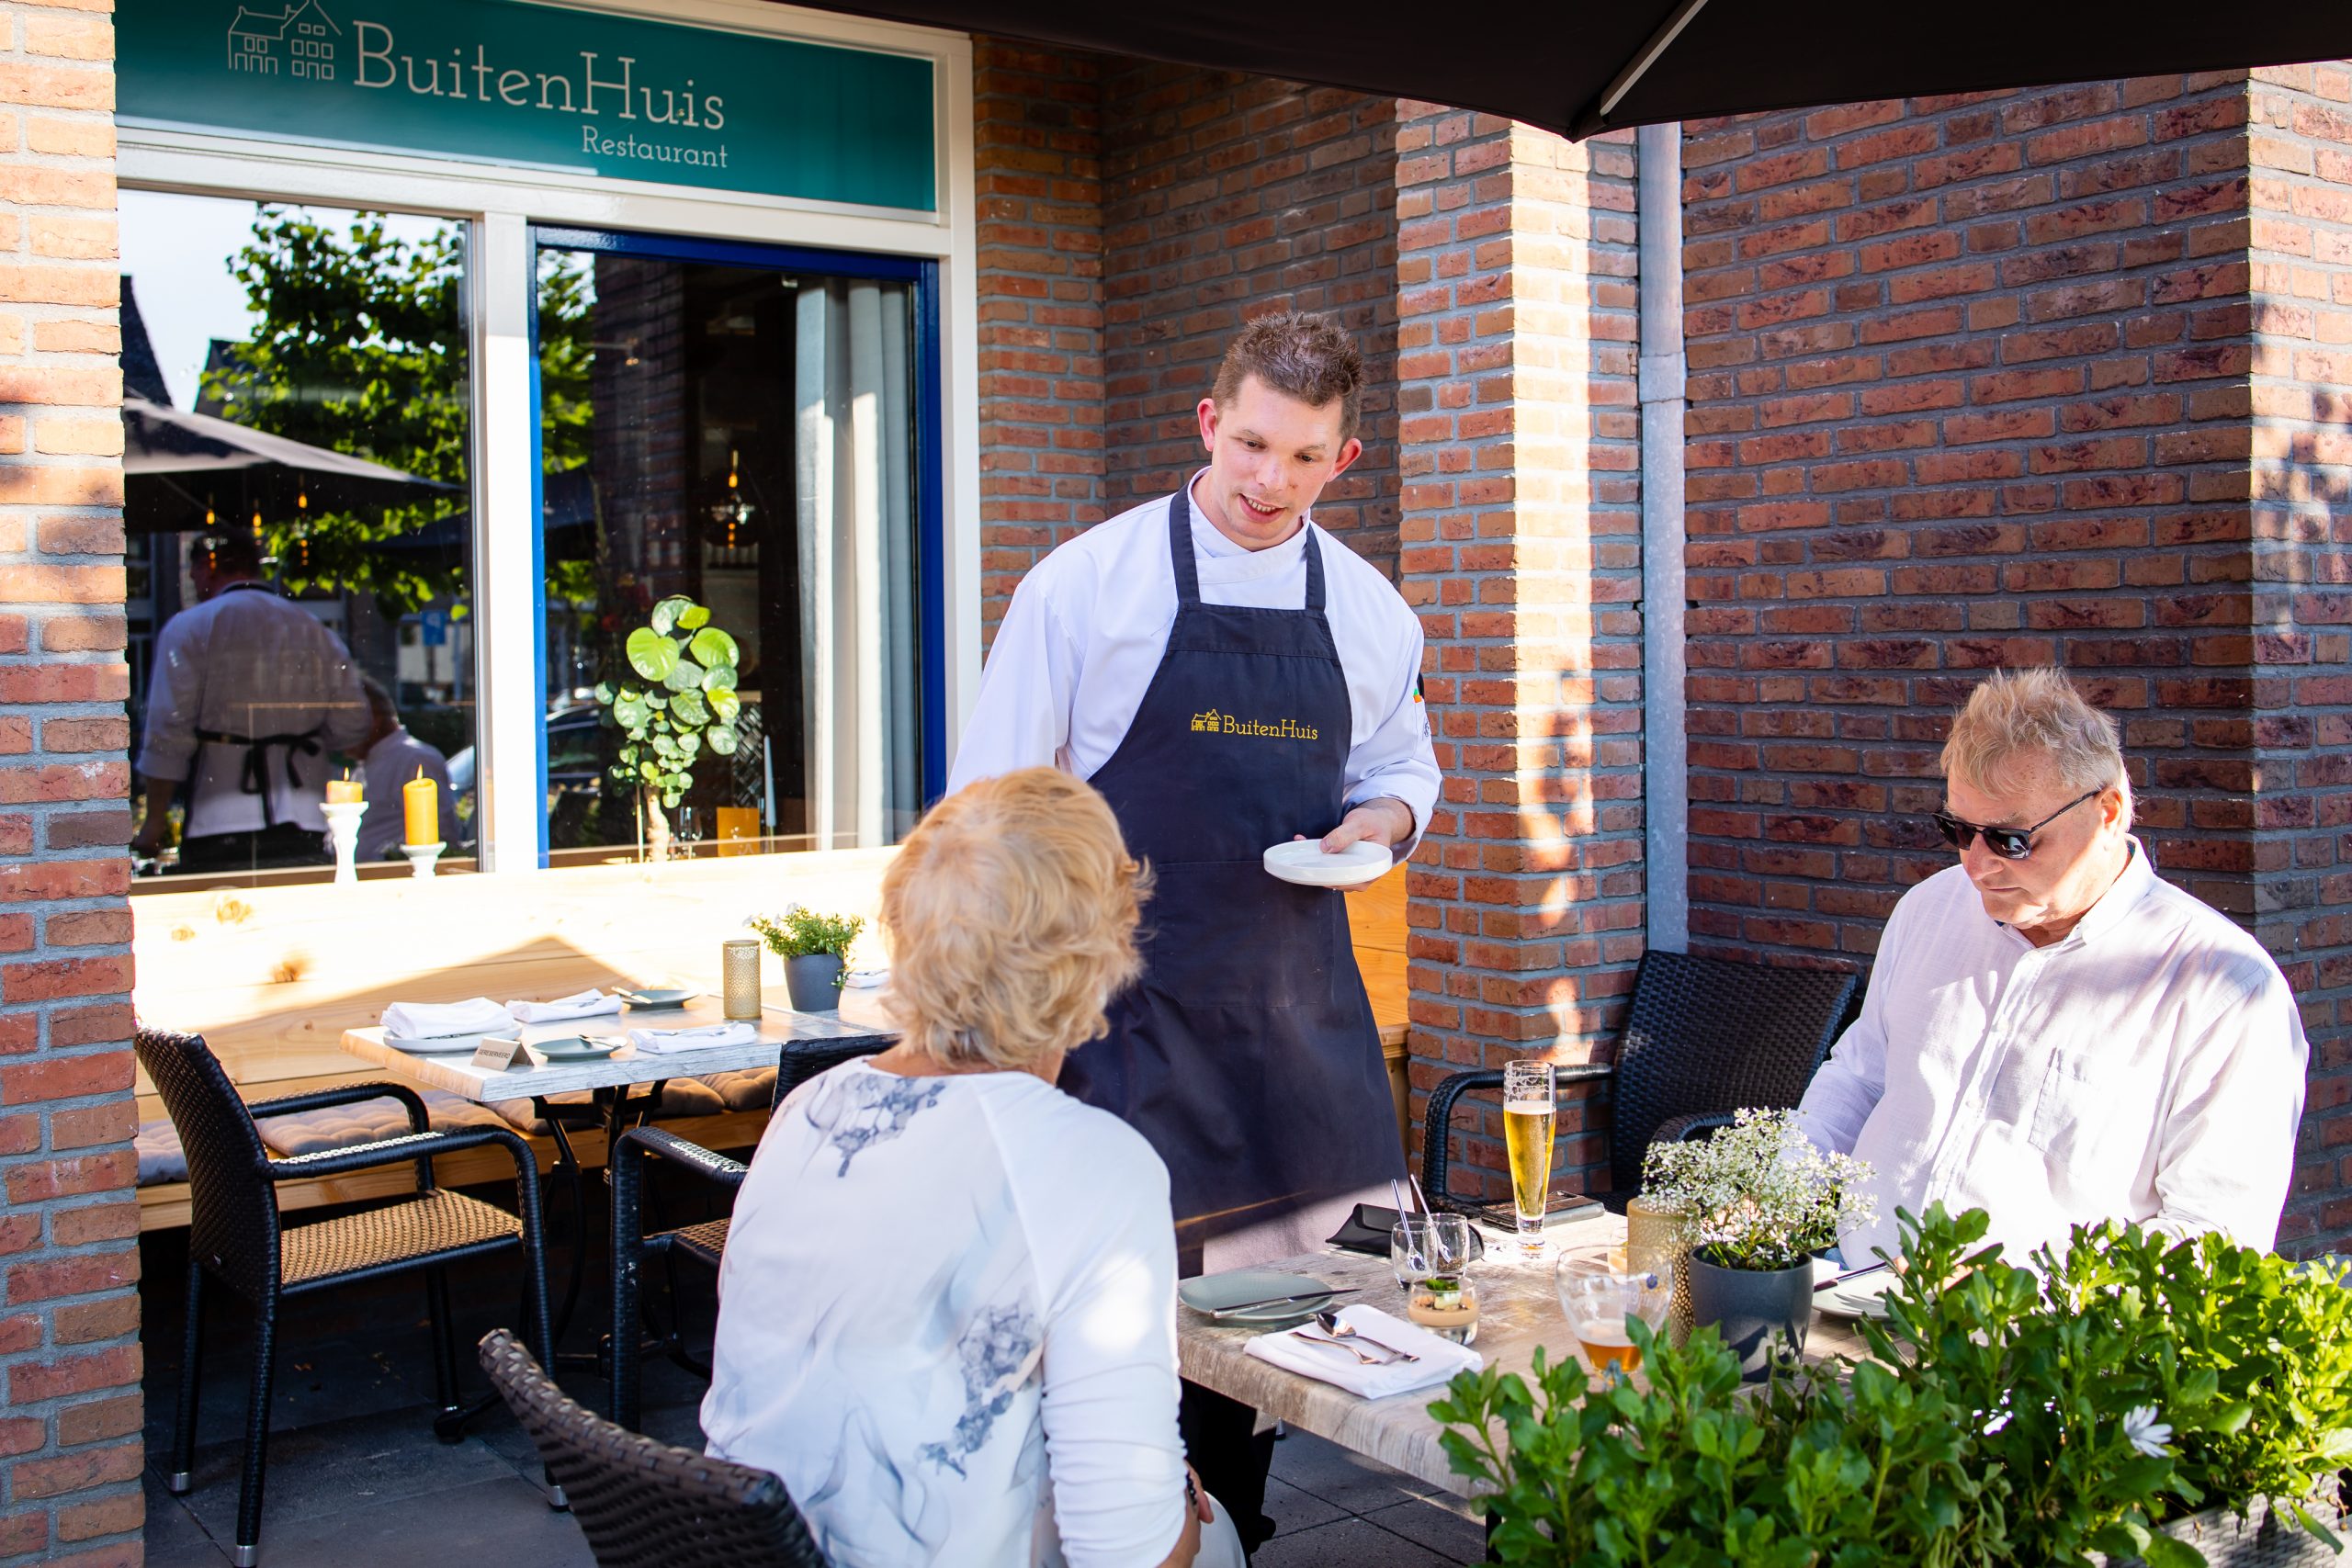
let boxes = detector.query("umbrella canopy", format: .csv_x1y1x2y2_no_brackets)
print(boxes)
123,395,432,483
122,395,453,536
835,0,2352,138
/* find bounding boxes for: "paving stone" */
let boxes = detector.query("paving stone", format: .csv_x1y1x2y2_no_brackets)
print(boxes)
1269,1427,1449,1512
1363,1494,1489,1562
1252,1515,1463,1567
171,1404,524,1544
1261,1473,1349,1537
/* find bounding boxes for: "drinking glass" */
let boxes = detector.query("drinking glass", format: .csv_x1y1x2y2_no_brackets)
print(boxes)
1391,1213,1479,1343
1555,1257,1673,1381
1503,1058,1556,1258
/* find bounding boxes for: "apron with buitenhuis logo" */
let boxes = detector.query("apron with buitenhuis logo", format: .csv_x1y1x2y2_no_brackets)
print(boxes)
1062,486,1405,1264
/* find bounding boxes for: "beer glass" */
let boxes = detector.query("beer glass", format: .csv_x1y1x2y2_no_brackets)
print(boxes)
1502,1059,1556,1258
1555,1259,1673,1382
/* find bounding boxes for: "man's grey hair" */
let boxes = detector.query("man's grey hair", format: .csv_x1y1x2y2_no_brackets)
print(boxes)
1940,667,2132,826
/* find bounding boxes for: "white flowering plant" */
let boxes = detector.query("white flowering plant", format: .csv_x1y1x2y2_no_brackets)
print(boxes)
1639,1106,1874,1273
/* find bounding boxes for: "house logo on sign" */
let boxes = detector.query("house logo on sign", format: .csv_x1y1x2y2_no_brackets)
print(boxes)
228,0,341,81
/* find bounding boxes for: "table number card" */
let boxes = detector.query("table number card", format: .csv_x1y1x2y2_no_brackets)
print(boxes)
469,1037,535,1072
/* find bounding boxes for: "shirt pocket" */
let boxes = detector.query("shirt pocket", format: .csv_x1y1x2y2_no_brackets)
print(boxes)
2023,1050,2124,1166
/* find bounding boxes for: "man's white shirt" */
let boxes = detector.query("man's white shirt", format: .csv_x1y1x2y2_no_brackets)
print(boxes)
1796,840,2307,1265
948,476,1440,841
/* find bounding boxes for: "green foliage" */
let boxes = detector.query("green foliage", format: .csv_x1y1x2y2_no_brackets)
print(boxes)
1435,1206,2352,1567
594,595,741,811
747,907,864,962
1641,1109,1875,1272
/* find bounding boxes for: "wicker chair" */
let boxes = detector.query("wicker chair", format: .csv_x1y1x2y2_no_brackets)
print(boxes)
480,1327,829,1567
1421,951,1864,1214
606,1036,887,1429
136,1024,555,1567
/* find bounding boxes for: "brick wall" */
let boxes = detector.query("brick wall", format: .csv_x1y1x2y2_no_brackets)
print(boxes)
1679,74,2262,966
972,39,1105,649
0,3,144,1562
2245,63,2352,1249
1394,107,1644,1202
1099,68,1402,576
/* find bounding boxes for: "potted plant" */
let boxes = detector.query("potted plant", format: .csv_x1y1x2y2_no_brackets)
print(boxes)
594,594,741,862
749,905,865,1011
1639,1106,1873,1380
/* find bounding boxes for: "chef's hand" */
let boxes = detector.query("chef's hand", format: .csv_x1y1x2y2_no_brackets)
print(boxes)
129,820,166,860
1306,797,1414,852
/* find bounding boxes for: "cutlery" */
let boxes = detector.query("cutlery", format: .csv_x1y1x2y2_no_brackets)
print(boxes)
1204,1287,1360,1319
1392,1178,1429,1273
1312,1309,1419,1361
1290,1327,1399,1365
1815,1259,1892,1293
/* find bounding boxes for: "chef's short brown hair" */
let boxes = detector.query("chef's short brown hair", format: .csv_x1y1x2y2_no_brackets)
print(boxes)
881,768,1150,1071
1210,310,1364,442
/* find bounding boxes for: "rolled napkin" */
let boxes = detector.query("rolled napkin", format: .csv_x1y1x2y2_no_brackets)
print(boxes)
381,997,515,1040
1242,1304,1481,1399
506,989,622,1024
627,1021,761,1055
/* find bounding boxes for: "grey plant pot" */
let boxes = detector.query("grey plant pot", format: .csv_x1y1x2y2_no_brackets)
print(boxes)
1685,1250,1813,1382
785,953,844,1012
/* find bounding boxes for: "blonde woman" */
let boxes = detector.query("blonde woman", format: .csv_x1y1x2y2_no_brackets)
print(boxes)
703,768,1243,1568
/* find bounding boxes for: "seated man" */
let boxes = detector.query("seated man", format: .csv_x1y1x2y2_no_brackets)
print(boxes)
354,677,454,863
702,767,1244,1568
1797,667,2306,1265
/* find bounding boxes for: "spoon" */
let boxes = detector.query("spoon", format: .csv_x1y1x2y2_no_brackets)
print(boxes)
1314,1309,1418,1361
1391,1179,1430,1274
1290,1326,1397,1365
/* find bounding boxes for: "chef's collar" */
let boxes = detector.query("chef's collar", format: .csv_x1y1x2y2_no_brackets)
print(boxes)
1185,468,1313,562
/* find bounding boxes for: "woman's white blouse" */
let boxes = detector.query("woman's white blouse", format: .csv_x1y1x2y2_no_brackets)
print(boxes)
703,1060,1187,1568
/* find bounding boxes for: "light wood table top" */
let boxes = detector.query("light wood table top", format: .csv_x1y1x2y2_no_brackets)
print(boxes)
1176,1211,1873,1498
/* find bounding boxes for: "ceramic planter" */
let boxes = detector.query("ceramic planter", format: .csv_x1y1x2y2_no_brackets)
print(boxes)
785,953,844,1011
1684,1250,1812,1382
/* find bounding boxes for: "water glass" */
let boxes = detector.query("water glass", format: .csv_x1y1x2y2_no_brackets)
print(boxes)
1391,1213,1479,1343
1503,1058,1556,1258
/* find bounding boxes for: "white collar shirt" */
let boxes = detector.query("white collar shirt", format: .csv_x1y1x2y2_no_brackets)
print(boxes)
1795,840,2307,1266
946,473,1438,849
356,728,455,863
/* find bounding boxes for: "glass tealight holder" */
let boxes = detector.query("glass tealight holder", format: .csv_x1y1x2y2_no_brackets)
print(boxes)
722,938,763,1020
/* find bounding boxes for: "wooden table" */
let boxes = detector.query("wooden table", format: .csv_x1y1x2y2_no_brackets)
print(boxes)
1176,1211,1872,1499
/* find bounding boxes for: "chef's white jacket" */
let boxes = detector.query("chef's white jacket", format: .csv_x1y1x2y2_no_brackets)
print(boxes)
948,477,1440,846
1796,840,2308,1264
136,585,372,838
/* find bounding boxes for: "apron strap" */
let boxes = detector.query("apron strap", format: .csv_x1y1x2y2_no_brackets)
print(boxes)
1167,483,1202,607
1303,527,1326,615
194,725,324,831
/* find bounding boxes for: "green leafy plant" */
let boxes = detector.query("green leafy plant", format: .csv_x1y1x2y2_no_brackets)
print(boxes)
593,594,741,829
748,906,865,962
1435,1205,2352,1567
1640,1107,1875,1271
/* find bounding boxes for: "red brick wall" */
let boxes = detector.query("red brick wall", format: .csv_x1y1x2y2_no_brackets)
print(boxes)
1100,67,1402,577
2245,63,2352,1249
0,3,145,1561
1679,74,2261,966
973,39,1105,649
1394,107,1643,1201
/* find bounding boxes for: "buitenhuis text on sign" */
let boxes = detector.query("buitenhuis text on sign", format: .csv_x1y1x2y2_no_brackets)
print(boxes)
124,0,938,211
1190,710,1322,741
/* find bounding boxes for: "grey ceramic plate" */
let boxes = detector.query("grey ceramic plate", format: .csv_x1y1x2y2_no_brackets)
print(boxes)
617,988,695,1010
533,1035,622,1062
1177,1268,1340,1329
387,1032,511,1056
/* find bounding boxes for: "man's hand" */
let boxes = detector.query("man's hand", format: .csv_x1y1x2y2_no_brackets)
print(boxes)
129,822,165,859
1317,797,1414,853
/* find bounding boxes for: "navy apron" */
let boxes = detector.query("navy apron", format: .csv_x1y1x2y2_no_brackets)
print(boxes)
1067,486,1405,1258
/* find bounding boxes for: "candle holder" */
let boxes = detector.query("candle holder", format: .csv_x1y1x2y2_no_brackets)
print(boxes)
722,938,763,1020
401,841,446,879
321,801,367,886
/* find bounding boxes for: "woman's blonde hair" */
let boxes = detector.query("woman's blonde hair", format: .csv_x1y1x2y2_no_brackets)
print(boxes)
1941,667,2131,819
881,768,1149,1071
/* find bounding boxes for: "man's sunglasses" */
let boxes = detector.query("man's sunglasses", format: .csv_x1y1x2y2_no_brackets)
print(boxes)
1930,789,2101,862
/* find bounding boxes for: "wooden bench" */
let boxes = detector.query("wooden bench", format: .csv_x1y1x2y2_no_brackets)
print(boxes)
134,850,1413,1229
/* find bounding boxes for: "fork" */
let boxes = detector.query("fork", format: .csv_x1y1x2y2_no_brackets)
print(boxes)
1312,1309,1419,1362
1290,1326,1403,1366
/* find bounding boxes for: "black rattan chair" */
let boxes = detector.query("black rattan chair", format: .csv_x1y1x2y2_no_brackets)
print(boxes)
480,1327,828,1567
1422,951,1864,1214
605,1035,888,1430
136,1024,555,1567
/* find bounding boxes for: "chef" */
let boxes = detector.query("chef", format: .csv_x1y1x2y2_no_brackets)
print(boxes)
131,530,372,874
947,310,1440,1554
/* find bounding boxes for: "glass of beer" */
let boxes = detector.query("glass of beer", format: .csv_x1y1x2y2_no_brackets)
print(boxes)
1503,1059,1556,1258
1555,1258,1672,1382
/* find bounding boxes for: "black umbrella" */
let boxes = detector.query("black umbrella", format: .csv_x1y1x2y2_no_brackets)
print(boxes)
122,395,451,536
829,0,2352,138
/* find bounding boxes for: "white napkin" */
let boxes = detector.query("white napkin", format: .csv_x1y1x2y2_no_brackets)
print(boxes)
1242,1304,1481,1398
505,989,621,1024
627,1021,760,1055
381,997,515,1040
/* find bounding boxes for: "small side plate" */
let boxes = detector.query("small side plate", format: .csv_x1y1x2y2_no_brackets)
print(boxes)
616,988,696,1010
1178,1268,1338,1330
532,1035,623,1062
386,1032,501,1055
1262,840,1392,889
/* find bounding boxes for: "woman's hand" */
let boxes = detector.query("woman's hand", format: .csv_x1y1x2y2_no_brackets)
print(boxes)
1151,1467,1211,1568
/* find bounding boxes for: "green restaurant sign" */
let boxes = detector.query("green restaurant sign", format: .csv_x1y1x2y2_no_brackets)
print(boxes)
119,0,939,212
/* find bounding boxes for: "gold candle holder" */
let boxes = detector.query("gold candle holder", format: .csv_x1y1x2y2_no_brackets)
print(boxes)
722,938,763,1020
1625,1192,1695,1344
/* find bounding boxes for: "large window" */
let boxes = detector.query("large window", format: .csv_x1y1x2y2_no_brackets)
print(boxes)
121,191,475,883
535,231,930,863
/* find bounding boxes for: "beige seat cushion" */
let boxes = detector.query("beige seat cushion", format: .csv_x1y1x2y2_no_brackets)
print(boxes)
257,1089,511,1159
136,1120,188,1187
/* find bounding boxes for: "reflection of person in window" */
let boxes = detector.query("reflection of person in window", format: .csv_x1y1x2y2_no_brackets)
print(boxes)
130,532,371,873
354,676,454,863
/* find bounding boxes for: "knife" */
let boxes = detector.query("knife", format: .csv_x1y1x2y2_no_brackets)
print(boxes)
1204,1287,1361,1319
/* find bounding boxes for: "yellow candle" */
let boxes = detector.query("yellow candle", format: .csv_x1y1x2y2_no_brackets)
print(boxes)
324,774,362,805
402,768,437,846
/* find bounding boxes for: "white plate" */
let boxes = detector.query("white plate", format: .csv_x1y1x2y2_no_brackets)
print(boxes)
1262,840,1392,888
1815,1271,1898,1320
617,987,696,1009
386,1032,512,1055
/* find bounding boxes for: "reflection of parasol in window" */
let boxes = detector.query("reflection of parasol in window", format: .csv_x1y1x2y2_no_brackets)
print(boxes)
121,394,450,535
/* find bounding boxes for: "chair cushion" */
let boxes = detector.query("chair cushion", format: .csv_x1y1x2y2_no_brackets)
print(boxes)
136,1119,188,1187
488,1071,774,1132
487,1091,597,1135
281,1188,523,1286
699,1068,776,1112
257,1089,510,1158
